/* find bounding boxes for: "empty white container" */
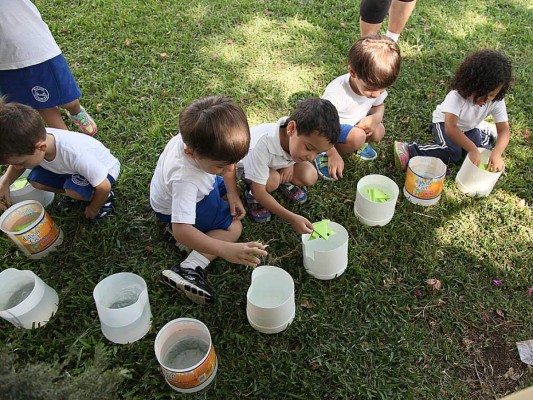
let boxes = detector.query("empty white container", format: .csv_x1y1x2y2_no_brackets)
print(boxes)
354,175,399,226
0,268,59,329
246,266,295,334
93,272,152,344
455,148,504,197
302,221,349,279
9,170,54,207
154,318,218,393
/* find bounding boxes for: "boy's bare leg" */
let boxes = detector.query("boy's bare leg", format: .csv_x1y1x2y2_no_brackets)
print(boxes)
335,127,367,155
360,19,382,36
200,219,243,261
60,99,82,115
291,161,318,187
37,107,68,130
388,0,416,34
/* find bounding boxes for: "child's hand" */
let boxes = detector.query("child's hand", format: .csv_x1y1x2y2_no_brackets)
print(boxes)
0,182,12,211
487,153,505,172
467,149,481,166
221,242,268,266
327,151,344,181
227,193,246,220
357,115,381,136
290,214,314,234
278,165,294,185
84,205,99,219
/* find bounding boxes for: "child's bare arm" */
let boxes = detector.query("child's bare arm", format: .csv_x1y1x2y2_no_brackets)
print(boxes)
251,182,313,234
487,121,510,172
444,112,481,165
0,166,26,210
85,178,111,219
222,167,245,220
172,223,267,265
357,104,384,134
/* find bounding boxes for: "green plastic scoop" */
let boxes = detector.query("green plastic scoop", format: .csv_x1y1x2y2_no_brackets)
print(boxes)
366,188,390,203
10,176,28,191
309,219,336,241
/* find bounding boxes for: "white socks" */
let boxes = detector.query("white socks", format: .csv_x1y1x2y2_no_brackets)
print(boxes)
180,251,210,271
386,30,400,42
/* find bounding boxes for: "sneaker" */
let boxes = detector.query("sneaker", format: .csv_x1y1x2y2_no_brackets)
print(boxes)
163,224,191,253
244,189,271,223
314,153,334,180
279,183,307,204
161,265,215,305
478,121,497,146
93,191,115,220
359,143,378,161
68,107,97,136
53,195,79,214
394,141,410,171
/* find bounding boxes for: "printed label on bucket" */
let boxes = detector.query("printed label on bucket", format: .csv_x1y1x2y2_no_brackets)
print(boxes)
405,168,444,200
163,345,217,389
15,211,61,255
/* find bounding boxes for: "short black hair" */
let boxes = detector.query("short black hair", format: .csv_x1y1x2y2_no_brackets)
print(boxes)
286,98,340,144
451,50,512,102
0,98,46,163
179,96,250,164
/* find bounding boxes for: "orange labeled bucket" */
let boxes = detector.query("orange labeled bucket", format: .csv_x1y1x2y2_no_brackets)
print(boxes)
154,318,218,393
403,156,447,206
0,200,63,259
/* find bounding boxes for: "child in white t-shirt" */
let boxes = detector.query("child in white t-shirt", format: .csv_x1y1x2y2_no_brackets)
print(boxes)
394,50,512,172
0,100,119,220
317,35,401,180
150,96,267,305
0,0,97,135
241,98,340,234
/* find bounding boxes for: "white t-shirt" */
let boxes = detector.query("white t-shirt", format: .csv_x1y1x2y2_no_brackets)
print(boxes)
240,117,295,185
41,128,120,187
150,134,216,224
432,90,508,131
0,0,62,70
322,73,388,125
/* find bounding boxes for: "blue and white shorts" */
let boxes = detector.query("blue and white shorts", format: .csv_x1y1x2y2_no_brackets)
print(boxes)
0,54,81,109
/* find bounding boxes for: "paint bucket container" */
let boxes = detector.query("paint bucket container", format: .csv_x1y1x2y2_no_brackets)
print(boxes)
353,175,399,226
0,200,63,259
93,272,152,344
0,268,59,329
246,266,295,334
403,156,447,206
301,221,349,279
9,170,54,207
455,148,504,197
154,318,218,393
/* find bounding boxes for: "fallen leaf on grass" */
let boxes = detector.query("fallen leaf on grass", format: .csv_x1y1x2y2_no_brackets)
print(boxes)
159,52,168,60
492,279,503,286
525,129,530,140
300,299,313,309
124,38,132,47
264,9,272,16
413,289,423,299
309,361,320,371
527,287,533,298
227,38,234,45
503,367,521,381
426,279,442,291
496,309,505,318
340,22,346,28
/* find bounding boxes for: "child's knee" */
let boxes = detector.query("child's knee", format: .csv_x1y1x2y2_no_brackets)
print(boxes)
298,167,318,186
228,219,243,240
345,127,367,152
368,124,385,143
265,170,281,192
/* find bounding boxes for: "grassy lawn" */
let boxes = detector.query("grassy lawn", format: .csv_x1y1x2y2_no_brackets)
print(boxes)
1,0,532,398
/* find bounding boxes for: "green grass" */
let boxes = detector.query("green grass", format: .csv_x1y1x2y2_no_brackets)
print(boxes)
1,0,532,398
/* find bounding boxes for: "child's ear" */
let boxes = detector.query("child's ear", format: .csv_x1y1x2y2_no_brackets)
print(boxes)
348,65,357,78
35,140,47,153
183,147,196,159
287,121,297,137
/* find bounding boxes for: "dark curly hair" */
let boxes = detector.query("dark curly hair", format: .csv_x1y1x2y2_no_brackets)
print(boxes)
450,50,512,103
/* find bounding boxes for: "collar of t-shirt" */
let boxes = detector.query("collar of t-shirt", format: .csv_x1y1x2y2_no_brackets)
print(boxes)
342,74,387,105
265,117,293,162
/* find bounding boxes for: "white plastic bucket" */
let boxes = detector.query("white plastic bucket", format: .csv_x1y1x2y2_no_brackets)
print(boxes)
455,148,504,197
403,156,447,206
93,272,152,344
0,268,59,329
9,170,54,207
0,200,63,259
246,266,295,334
353,175,399,226
302,221,349,279
154,318,218,393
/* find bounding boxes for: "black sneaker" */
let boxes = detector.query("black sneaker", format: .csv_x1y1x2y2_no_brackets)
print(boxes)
93,191,115,221
53,195,79,214
161,265,215,305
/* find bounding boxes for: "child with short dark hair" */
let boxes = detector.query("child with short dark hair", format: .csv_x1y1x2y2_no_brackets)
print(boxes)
241,98,340,234
150,96,267,305
0,100,119,220
394,50,512,172
316,35,401,180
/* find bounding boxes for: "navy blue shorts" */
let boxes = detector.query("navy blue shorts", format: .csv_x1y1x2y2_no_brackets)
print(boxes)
28,166,115,201
0,54,81,109
155,176,233,233
338,124,353,144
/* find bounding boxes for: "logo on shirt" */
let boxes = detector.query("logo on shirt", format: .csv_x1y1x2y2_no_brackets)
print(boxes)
31,86,50,103
71,174,90,186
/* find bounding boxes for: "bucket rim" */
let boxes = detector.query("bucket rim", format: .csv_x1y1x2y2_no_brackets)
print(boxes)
407,156,447,180
154,318,213,373
0,200,45,233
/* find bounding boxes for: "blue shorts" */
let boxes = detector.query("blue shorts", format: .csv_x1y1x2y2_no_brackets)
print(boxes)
0,54,81,109
155,176,233,233
338,124,353,144
28,166,115,201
